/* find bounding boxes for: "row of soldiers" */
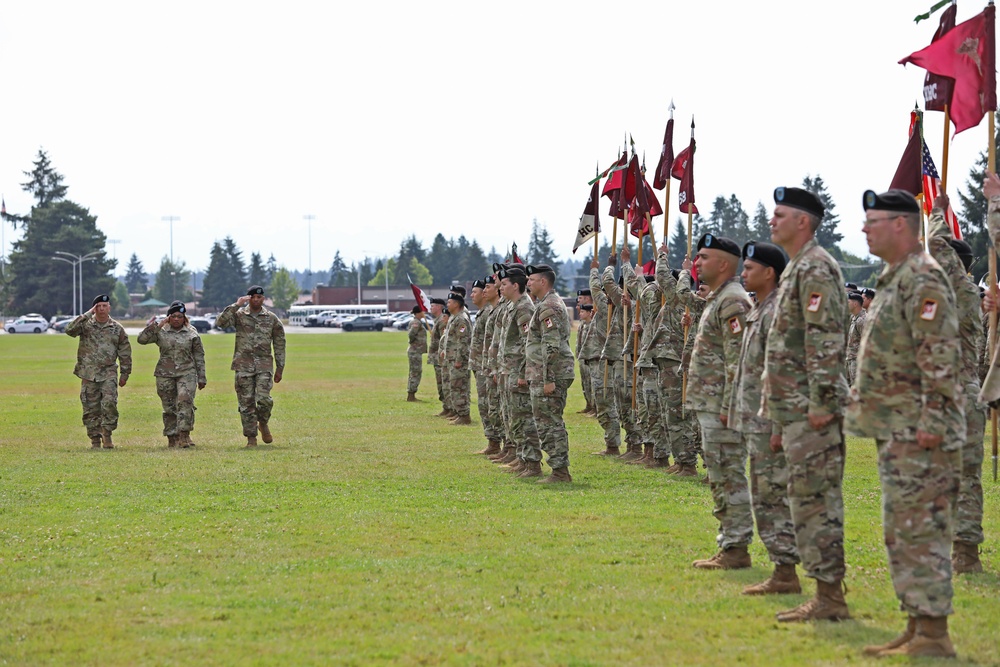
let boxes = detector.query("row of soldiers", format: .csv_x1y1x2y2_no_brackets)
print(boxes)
407,183,991,659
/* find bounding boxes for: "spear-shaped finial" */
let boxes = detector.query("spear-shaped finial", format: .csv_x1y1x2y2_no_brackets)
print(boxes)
641,151,646,173
595,161,599,178
690,115,696,136
669,99,675,118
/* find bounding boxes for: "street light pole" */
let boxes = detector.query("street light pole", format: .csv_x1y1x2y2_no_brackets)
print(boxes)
54,250,99,315
162,216,179,265
51,256,76,315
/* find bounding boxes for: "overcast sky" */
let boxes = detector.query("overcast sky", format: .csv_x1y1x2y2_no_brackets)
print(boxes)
0,1,994,277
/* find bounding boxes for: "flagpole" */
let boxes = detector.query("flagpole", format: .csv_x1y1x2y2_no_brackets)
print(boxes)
941,104,952,191
990,108,998,482
681,117,695,409
632,224,644,411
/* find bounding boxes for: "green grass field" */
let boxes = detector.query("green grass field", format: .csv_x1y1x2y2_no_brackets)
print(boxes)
1,332,997,666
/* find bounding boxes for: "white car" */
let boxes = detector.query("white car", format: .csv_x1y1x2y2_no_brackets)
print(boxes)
6,316,50,334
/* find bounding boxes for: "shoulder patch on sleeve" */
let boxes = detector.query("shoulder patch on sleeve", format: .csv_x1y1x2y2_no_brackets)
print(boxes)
920,298,938,321
545,317,554,329
806,292,823,313
728,316,742,335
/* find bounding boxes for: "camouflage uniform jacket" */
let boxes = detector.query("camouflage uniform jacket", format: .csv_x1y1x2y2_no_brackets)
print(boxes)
490,298,514,376
645,251,684,364
469,302,493,372
729,290,778,435
500,293,535,384
443,310,472,368
763,238,848,423
676,270,705,370
526,290,574,384
216,304,286,373
66,314,132,382
623,262,663,369
581,272,608,361
982,194,1000,402
137,323,207,383
408,317,428,354
593,266,624,360
427,314,446,367
846,310,865,363
927,207,983,389
575,318,587,359
845,249,962,442
686,277,751,415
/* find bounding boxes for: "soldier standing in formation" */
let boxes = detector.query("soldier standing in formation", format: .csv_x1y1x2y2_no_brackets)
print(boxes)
137,300,207,449
427,298,448,412
575,289,596,415
588,256,622,456
442,291,473,426
406,305,428,402
216,285,286,447
845,292,865,385
66,294,132,449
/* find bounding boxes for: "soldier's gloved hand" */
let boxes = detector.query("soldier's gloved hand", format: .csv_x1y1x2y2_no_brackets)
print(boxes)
119,374,129,388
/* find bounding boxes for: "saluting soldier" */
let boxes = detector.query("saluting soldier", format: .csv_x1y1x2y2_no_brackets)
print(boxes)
602,258,645,460
848,190,963,658
686,234,754,571
65,294,132,449
763,187,850,623
406,305,428,402
137,300,207,449
216,285,286,447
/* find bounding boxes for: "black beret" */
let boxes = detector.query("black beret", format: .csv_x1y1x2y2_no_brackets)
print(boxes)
246,285,264,296
492,262,505,273
848,292,864,304
862,288,876,299
472,279,486,289
447,292,465,307
577,288,591,297
167,300,186,315
497,267,526,280
429,297,447,306
507,262,525,271
696,233,741,258
580,304,594,311
845,282,858,290
411,305,422,314
92,294,110,305
948,238,974,272
774,186,824,218
863,189,920,214
742,241,787,276
449,285,467,297
525,264,554,275
484,275,497,285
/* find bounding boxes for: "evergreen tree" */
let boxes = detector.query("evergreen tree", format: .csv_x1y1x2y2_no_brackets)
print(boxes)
801,174,844,258
200,240,246,308
328,251,349,286
268,267,300,313
425,233,458,285
456,237,490,281
111,281,130,316
124,253,148,293
703,194,751,242
526,218,567,292
248,252,267,289
4,152,115,317
152,257,193,303
668,217,689,269
751,202,772,241
223,237,246,286
266,254,277,286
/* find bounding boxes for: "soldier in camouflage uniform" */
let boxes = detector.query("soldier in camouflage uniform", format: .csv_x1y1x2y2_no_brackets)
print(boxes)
526,264,576,482
216,285,286,447
728,242,801,595
427,299,448,413
575,289,596,414
763,187,850,622
675,261,707,473
497,266,540,474
845,292,865,385
442,292,473,425
602,262,645,461
66,294,132,449
487,268,517,463
848,189,962,658
406,306,428,402
686,234,754,571
137,300,207,448
473,277,502,453
589,256,623,455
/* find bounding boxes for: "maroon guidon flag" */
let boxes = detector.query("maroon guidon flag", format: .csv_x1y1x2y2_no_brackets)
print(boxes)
511,242,522,264
653,110,675,190
408,274,431,313
923,3,958,112
889,110,923,195
573,180,601,254
900,5,997,134
673,123,698,215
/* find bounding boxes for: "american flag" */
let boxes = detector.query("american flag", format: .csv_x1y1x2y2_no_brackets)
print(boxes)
922,143,962,239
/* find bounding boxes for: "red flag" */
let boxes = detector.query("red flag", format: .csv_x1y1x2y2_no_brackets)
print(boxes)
900,5,997,134
889,110,923,194
573,181,601,254
923,3,958,111
601,152,628,198
511,242,521,264
674,134,698,215
641,259,656,276
408,275,431,313
653,116,675,190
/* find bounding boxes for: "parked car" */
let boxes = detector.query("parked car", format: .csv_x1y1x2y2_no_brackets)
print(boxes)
188,317,213,333
6,316,50,334
341,315,384,332
50,318,75,333
305,311,337,327
394,314,414,330
328,314,352,328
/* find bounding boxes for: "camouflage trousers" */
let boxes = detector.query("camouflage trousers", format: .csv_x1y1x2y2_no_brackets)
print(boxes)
588,359,621,447
780,419,846,583
489,373,509,446
955,386,985,545
638,366,668,459
498,373,514,447
846,358,857,387
507,380,541,462
155,373,198,436
407,351,423,394
876,431,960,617
579,360,594,408
657,359,699,466
697,412,753,550
235,371,274,437
80,377,119,437
431,361,444,402
447,364,470,418
531,378,573,470
620,360,643,447
745,431,799,565
440,364,454,413
475,371,500,440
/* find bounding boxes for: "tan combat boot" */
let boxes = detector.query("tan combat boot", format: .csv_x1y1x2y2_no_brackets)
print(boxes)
618,443,642,462
246,435,258,448
592,445,621,457
645,455,670,469
258,421,273,444
101,428,114,449
489,444,510,462
495,448,518,464
504,459,526,474
478,440,501,456
776,579,850,622
178,431,192,449
538,467,572,483
672,463,698,477
879,616,956,658
90,435,102,449
167,434,178,448
516,460,543,478
952,540,983,574
626,444,652,465
406,392,418,402
742,563,801,595
862,616,916,656
451,415,472,425
435,408,449,417
692,546,751,570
